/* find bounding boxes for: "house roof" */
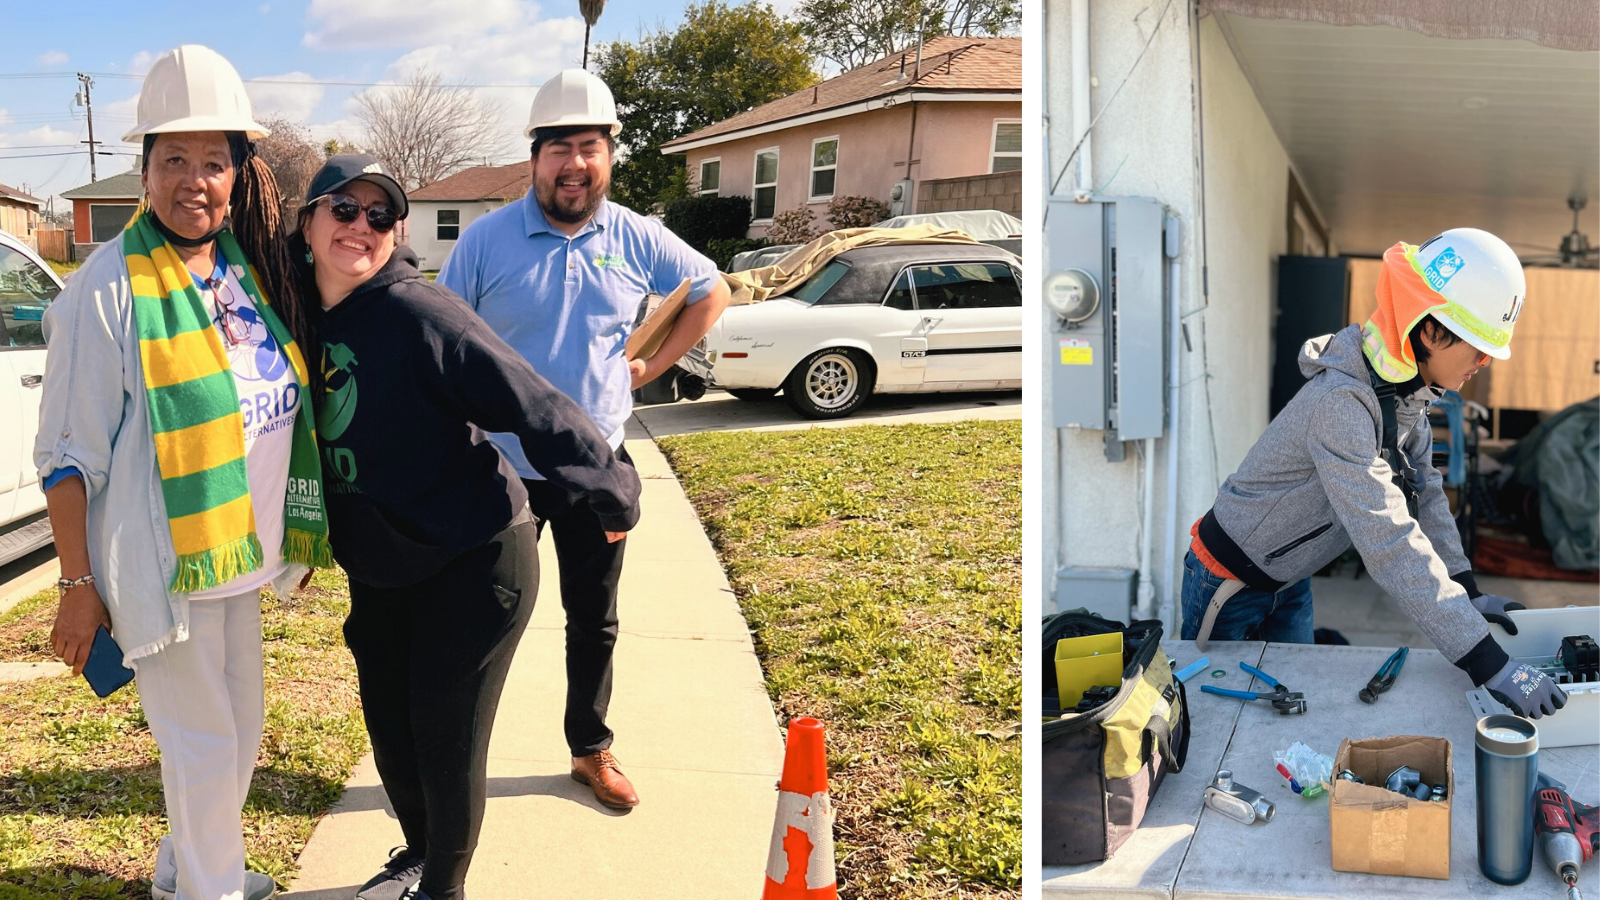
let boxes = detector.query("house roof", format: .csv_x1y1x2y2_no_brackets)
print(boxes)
661,35,1021,153
0,182,44,208
408,164,531,202
61,166,144,200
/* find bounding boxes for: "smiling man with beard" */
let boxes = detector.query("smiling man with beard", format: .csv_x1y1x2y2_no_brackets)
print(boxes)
439,68,730,811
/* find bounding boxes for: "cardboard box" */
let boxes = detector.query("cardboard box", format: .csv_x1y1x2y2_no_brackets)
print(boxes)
625,277,692,362
1329,735,1453,879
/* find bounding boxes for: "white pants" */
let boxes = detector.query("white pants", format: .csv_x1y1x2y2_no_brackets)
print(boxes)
135,590,265,900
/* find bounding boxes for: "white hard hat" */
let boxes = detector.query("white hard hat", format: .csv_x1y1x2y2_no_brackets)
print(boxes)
1413,228,1526,360
122,45,269,142
525,69,621,139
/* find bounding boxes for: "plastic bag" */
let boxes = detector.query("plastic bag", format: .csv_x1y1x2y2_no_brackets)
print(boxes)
1274,741,1333,788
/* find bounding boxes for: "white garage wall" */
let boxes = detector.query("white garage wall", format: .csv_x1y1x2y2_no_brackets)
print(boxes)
1043,2,1296,625
407,200,510,271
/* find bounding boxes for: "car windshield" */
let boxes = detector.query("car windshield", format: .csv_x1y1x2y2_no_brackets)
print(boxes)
789,260,851,306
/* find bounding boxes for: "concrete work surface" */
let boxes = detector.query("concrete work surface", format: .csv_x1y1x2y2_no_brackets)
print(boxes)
633,388,1021,437
1043,639,1600,899
283,426,785,899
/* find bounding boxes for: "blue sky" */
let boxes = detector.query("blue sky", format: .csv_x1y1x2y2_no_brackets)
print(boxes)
1,0,800,204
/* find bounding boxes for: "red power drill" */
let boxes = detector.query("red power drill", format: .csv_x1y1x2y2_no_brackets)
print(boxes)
1536,786,1600,900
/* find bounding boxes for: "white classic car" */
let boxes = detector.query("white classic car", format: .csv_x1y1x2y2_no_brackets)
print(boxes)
0,229,60,565
704,242,1022,419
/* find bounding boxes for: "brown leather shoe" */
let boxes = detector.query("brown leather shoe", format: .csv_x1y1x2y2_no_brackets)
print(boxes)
571,750,640,809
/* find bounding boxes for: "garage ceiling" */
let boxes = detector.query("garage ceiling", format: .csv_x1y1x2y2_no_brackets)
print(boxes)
1212,11,1600,260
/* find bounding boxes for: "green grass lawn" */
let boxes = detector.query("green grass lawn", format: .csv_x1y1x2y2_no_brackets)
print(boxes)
658,420,1021,899
45,260,82,280
0,569,367,900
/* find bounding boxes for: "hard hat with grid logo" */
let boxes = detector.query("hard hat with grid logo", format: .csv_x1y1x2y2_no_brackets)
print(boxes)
1411,227,1526,361
525,69,622,139
122,45,269,142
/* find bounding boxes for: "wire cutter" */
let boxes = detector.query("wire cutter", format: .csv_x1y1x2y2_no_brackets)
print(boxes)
1358,646,1409,704
1201,662,1307,715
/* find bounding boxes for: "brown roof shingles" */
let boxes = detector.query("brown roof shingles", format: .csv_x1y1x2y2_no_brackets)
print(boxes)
661,35,1020,151
408,163,532,202
0,182,45,207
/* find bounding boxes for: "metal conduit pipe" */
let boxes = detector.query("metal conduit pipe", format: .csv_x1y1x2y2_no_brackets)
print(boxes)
1160,231,1183,633
1071,0,1092,197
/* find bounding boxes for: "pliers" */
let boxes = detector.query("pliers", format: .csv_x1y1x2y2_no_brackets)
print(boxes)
1358,646,1409,704
1201,662,1307,715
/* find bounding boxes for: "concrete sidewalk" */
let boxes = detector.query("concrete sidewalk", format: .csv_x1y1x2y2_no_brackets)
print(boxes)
282,422,784,899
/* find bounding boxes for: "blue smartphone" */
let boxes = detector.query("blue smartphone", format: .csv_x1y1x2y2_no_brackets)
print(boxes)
83,625,135,698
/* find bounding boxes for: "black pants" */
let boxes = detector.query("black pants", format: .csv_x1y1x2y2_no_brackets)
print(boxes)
521,445,632,757
343,516,539,900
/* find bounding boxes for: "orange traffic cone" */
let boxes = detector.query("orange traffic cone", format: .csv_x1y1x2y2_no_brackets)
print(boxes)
762,717,838,899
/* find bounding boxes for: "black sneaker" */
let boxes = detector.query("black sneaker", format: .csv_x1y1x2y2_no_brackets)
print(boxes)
355,847,425,900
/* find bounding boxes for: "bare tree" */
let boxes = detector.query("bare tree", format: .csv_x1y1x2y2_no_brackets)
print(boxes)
253,114,324,218
354,69,503,192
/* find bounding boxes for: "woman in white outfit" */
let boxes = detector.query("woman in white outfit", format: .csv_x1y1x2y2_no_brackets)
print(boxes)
38,45,326,900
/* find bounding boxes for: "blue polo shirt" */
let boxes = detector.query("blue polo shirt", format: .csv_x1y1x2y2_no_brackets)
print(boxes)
439,194,718,479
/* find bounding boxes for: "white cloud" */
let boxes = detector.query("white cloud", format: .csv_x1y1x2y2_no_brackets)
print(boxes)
129,51,156,74
304,0,528,49
310,0,586,161
37,50,68,66
260,3,272,11
245,72,327,123
0,110,10,127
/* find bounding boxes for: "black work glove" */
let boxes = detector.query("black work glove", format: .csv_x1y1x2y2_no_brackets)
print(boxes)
1485,659,1567,719
1471,593,1525,635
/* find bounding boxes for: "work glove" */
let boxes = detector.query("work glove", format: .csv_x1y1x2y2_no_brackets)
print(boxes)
1471,593,1525,635
1484,659,1567,719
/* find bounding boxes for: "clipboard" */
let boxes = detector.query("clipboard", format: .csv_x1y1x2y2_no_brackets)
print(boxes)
625,278,693,362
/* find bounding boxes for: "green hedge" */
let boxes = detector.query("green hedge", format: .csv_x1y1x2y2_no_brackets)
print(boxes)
706,238,769,271
663,196,753,253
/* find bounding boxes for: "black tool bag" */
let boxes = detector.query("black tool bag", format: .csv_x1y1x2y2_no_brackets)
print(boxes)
1042,610,1190,866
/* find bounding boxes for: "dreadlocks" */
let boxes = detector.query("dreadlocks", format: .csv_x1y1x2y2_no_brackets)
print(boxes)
228,149,318,387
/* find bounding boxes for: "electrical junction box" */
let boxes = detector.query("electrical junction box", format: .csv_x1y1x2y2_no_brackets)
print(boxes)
1046,195,1169,459
1054,566,1136,622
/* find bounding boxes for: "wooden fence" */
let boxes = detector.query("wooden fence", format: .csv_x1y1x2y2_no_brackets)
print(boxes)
37,228,71,262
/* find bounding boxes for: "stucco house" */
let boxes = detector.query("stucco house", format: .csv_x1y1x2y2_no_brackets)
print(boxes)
61,164,143,260
660,36,1021,238
0,183,44,251
405,163,532,271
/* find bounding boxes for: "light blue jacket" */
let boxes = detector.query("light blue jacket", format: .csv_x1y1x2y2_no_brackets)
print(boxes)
33,235,303,667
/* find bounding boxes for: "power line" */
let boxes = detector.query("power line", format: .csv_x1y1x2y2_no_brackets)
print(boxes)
0,149,135,160
2,70,546,89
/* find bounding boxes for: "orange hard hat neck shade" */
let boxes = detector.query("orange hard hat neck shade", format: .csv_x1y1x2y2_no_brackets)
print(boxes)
1362,242,1447,383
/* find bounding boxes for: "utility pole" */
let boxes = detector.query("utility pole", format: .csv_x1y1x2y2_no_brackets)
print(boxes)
76,73,98,182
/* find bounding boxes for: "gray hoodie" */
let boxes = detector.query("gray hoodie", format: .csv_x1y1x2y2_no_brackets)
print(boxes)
1204,324,1505,682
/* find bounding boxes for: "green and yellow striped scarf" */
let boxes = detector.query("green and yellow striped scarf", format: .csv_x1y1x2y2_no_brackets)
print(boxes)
123,210,332,593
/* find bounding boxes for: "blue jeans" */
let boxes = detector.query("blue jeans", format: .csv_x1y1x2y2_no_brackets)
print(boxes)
1179,550,1315,644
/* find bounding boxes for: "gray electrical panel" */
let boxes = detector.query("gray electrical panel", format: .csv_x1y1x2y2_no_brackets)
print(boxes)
1046,195,1168,457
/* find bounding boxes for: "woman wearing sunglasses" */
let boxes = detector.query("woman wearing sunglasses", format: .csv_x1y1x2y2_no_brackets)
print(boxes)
37,46,325,900
290,155,640,900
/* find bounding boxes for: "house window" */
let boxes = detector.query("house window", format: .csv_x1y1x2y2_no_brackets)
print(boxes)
753,148,779,222
89,203,135,244
699,158,720,197
990,120,1022,173
437,209,460,241
810,137,838,201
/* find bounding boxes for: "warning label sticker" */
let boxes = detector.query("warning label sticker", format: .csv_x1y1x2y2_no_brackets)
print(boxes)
1060,338,1093,366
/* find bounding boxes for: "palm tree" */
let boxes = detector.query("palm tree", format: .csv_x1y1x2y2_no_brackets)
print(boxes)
581,0,606,69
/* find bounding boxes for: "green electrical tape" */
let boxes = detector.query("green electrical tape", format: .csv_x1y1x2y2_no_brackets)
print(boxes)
1211,669,1227,678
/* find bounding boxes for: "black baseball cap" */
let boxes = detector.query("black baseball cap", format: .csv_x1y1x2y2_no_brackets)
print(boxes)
305,153,409,219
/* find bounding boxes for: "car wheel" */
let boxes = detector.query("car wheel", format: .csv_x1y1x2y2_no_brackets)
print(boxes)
726,388,779,401
783,348,874,419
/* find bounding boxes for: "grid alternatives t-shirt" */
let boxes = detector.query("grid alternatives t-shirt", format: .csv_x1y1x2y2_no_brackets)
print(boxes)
187,261,301,600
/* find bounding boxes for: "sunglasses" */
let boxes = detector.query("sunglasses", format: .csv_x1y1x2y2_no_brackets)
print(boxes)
321,193,398,233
